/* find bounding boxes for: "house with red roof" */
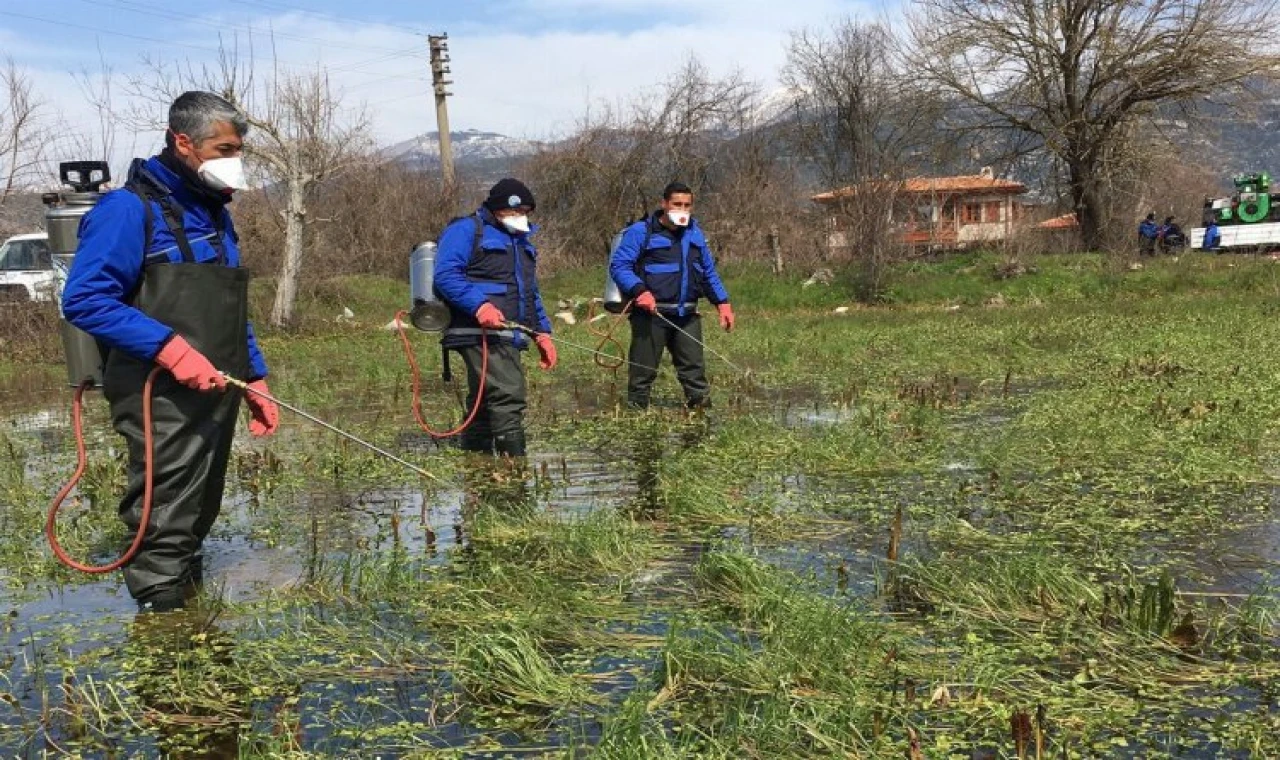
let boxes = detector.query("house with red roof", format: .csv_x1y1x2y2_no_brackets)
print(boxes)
811,167,1031,251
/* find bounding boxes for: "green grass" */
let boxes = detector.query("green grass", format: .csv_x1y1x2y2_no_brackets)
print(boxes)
3,250,1280,757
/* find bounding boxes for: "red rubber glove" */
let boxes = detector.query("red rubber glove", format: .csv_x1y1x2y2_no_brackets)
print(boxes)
245,379,279,437
155,335,226,392
633,292,657,313
475,302,507,329
717,303,735,332
534,333,557,370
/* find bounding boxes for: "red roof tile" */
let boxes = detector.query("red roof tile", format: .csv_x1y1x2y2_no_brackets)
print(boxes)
812,174,1027,202
1035,213,1078,230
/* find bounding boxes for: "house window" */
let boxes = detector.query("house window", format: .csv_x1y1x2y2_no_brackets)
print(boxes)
962,203,982,224
985,201,1003,223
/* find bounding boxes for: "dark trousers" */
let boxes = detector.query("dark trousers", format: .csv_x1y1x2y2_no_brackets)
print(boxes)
626,311,710,409
105,371,242,605
456,341,528,456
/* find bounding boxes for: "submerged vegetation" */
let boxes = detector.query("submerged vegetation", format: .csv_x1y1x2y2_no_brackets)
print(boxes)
2,251,1279,757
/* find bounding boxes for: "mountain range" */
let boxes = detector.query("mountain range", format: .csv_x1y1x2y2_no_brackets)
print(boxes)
380,86,1280,194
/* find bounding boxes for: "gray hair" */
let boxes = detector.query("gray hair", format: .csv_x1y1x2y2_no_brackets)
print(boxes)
166,91,249,148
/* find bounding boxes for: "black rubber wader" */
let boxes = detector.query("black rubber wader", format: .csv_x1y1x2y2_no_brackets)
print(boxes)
103,262,250,607
626,310,710,409
455,341,528,457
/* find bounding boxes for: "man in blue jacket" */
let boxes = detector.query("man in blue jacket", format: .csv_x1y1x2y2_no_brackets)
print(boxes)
61,91,279,613
609,182,734,410
433,178,556,458
1203,218,1221,251
1138,213,1159,256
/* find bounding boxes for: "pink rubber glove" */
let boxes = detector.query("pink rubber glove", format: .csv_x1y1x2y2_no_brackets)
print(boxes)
534,333,557,370
245,379,279,437
475,302,507,329
633,292,657,313
717,303,735,332
155,335,226,392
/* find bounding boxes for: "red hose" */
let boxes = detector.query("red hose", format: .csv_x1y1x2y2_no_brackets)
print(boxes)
394,309,489,438
47,367,161,574
586,299,632,371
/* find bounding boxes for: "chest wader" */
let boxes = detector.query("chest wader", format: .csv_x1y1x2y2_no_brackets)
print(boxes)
625,310,709,410
103,181,250,609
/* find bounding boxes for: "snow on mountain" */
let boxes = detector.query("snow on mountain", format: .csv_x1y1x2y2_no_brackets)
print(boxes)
751,85,805,126
381,129,542,167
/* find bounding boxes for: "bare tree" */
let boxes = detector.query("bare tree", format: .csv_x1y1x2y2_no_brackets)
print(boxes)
0,59,52,211
242,71,372,326
782,21,952,298
782,20,947,186
522,58,762,269
906,0,1280,251
62,47,127,178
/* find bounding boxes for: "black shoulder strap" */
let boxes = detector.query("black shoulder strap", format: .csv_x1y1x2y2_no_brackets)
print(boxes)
129,187,156,262
634,218,655,267
125,161,227,265
471,213,484,259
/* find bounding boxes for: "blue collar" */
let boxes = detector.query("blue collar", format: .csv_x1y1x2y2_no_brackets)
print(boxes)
143,155,228,211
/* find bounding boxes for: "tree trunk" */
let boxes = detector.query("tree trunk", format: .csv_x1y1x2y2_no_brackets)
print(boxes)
1068,156,1106,253
769,225,783,275
270,174,307,327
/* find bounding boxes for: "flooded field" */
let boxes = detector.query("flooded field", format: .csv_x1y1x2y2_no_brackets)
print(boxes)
3,256,1280,757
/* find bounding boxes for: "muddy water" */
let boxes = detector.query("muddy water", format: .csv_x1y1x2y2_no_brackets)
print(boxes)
3,391,1279,757
0,401,666,756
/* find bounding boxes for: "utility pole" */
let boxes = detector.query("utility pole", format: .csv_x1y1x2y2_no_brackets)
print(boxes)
428,33,455,192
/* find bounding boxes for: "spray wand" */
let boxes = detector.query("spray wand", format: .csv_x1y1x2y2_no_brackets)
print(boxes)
222,375,435,480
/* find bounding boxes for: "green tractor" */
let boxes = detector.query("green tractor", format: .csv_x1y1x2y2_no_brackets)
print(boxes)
1195,171,1280,251
1215,172,1274,224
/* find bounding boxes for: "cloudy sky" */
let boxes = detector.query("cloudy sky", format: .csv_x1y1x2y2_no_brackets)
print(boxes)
2,0,885,160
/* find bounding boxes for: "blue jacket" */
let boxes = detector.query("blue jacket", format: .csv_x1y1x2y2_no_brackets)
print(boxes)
609,213,730,317
433,208,551,348
1203,223,1221,250
61,156,268,379
1138,219,1159,239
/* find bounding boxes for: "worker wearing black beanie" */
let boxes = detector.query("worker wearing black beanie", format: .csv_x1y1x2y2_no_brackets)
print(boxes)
432,177,554,460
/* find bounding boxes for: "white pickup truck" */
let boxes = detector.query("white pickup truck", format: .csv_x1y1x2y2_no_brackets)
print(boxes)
0,232,57,302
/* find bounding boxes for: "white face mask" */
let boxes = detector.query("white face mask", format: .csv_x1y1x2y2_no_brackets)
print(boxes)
501,214,531,234
198,156,248,192
666,209,691,227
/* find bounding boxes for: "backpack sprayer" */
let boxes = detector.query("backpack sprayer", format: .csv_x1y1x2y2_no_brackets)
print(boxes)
399,238,492,438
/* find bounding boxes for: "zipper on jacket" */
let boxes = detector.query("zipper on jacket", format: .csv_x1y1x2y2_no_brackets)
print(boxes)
677,224,690,318
510,231,528,345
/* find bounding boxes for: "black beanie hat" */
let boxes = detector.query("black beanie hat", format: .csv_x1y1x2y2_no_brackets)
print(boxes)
484,178,536,212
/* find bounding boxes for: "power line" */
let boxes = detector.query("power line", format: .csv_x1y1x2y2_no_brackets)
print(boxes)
223,0,430,37
85,0,423,57
4,7,430,87
0,9,223,55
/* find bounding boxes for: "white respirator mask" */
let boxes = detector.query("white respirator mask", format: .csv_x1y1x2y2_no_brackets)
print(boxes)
198,156,249,192
666,210,691,227
501,215,531,234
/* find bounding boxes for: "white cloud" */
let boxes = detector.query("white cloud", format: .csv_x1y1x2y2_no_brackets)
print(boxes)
4,0,881,178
